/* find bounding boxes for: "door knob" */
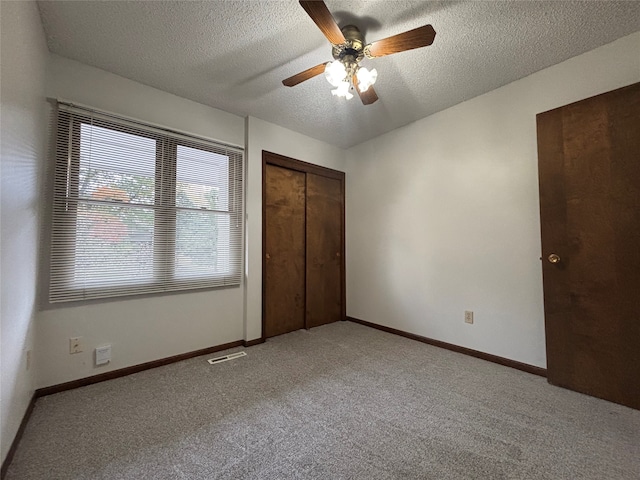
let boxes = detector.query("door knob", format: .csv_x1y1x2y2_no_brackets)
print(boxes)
336,252,340,257
265,253,271,259
548,253,561,264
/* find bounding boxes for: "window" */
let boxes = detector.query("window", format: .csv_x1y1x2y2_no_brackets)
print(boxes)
49,104,244,302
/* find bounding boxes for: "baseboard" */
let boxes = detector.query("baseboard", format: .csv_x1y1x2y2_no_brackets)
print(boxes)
35,339,246,397
347,316,547,377
1,393,36,480
243,337,265,347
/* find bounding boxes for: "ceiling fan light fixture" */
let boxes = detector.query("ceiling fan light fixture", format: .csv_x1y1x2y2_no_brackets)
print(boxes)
356,67,378,93
283,1,435,106
324,61,347,87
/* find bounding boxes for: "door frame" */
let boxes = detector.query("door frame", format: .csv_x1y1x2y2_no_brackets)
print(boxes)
262,151,346,339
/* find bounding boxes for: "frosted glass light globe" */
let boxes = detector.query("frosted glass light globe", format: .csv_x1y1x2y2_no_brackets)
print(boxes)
356,67,378,92
331,80,353,100
325,61,347,87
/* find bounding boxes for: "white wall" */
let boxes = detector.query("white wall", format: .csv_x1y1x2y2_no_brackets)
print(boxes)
345,32,640,368
0,1,48,462
46,55,244,148
37,56,246,388
244,117,345,341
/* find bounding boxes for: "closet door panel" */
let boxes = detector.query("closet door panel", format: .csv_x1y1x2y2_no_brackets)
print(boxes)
264,164,306,337
306,173,343,329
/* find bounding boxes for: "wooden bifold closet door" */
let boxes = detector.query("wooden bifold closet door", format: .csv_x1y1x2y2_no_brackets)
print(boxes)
263,152,345,338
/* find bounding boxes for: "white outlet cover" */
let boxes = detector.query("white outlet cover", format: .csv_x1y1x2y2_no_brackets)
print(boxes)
69,336,83,354
464,311,474,324
95,345,111,365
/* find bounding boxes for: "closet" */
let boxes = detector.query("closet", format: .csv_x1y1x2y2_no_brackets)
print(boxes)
262,151,345,338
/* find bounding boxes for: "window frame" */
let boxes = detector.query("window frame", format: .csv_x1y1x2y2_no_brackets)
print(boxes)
49,105,244,303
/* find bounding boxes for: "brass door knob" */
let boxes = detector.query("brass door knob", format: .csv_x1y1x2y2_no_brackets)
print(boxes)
265,253,271,259
548,253,561,264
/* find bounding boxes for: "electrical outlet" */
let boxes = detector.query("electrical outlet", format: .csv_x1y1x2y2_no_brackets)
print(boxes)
464,311,474,324
69,336,83,354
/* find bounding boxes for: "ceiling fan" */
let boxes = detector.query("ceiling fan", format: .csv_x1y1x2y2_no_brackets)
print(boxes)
282,0,436,105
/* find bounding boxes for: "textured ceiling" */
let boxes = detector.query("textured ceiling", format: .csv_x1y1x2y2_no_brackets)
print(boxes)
37,1,640,149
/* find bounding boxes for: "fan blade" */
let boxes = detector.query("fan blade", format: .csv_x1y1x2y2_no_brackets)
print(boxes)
283,63,327,87
353,75,379,105
366,25,436,58
299,1,345,45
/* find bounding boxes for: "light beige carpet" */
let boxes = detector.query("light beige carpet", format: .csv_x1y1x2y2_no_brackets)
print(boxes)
6,321,640,479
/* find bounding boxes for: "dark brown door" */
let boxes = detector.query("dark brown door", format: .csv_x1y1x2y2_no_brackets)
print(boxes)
537,82,640,409
263,152,346,339
264,164,306,338
306,173,343,328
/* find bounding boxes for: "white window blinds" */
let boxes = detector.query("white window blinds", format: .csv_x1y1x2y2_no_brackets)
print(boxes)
50,103,244,303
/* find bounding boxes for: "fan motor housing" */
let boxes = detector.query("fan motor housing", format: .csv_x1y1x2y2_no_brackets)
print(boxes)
332,25,365,63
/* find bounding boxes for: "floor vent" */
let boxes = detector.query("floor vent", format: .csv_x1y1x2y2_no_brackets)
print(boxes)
207,351,246,365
